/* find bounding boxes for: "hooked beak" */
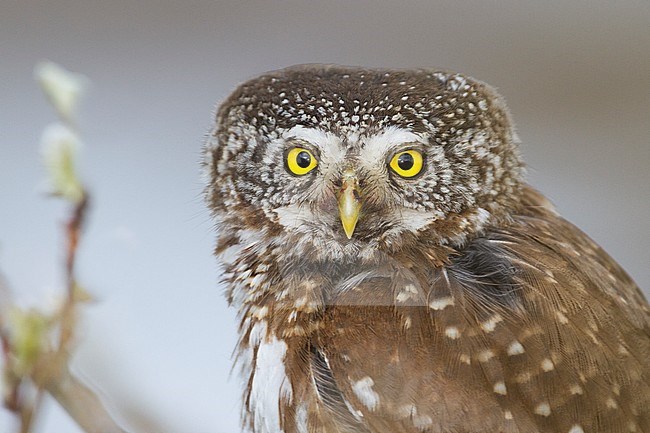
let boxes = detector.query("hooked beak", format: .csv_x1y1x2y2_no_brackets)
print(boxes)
337,169,361,239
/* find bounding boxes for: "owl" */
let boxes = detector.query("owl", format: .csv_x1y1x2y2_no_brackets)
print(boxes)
204,65,649,433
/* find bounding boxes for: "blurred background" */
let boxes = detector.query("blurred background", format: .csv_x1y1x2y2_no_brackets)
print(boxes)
1,1,648,432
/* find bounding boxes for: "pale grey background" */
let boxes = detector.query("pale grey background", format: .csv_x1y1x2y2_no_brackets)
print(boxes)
1,1,648,432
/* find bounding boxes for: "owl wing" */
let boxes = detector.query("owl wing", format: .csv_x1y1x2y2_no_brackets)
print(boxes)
313,187,650,433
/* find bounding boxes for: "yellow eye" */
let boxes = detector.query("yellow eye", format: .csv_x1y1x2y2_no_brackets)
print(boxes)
389,150,424,178
285,147,318,176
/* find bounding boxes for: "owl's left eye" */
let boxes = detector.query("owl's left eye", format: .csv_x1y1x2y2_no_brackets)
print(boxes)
285,147,318,176
389,149,424,178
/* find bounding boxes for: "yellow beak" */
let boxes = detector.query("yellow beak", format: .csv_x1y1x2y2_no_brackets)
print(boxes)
338,170,361,239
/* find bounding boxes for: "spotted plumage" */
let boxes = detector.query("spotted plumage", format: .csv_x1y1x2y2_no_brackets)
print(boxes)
204,65,650,433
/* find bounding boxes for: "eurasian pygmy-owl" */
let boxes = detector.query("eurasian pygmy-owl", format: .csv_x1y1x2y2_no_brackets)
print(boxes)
204,65,649,433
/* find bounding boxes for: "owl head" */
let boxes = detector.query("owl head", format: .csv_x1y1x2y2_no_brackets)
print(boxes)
205,65,524,262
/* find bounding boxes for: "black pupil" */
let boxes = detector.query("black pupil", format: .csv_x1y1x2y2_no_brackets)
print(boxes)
397,153,414,170
296,151,311,168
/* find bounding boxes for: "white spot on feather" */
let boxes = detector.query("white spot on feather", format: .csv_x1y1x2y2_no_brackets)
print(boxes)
568,425,585,433
534,402,551,416
493,381,507,395
352,377,380,411
541,358,554,372
478,350,495,362
428,296,454,310
507,341,525,356
396,284,418,302
480,314,503,333
606,397,618,409
445,326,460,339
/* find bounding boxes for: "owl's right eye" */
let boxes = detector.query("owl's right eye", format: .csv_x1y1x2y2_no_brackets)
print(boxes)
285,147,318,176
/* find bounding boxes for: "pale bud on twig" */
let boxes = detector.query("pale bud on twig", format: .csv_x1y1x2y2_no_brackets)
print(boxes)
40,123,84,204
8,308,50,376
34,61,88,125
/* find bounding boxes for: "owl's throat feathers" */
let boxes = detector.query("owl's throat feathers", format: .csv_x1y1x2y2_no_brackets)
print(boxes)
337,168,361,239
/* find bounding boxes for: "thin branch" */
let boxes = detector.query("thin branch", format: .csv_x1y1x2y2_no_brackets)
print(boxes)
58,191,88,354
41,188,131,433
18,389,43,433
38,186,132,433
0,275,20,414
44,365,129,433
65,192,88,298
1,334,21,414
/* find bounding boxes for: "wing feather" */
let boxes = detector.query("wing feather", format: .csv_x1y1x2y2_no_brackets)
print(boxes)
314,189,649,432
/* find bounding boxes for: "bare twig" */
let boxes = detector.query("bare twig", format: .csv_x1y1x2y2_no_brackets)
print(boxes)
1,337,21,415
1,61,136,433
18,389,43,433
0,275,21,415
58,191,88,353
39,188,131,433
44,364,129,433
65,192,88,297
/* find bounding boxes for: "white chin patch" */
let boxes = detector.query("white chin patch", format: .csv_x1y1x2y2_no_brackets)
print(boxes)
394,207,439,232
273,203,315,230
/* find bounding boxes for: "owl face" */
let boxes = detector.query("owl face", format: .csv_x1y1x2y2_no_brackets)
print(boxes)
252,125,459,242
206,65,524,260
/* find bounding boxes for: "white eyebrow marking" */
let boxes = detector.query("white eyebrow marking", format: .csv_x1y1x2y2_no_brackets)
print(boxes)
282,125,345,166
359,125,426,165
